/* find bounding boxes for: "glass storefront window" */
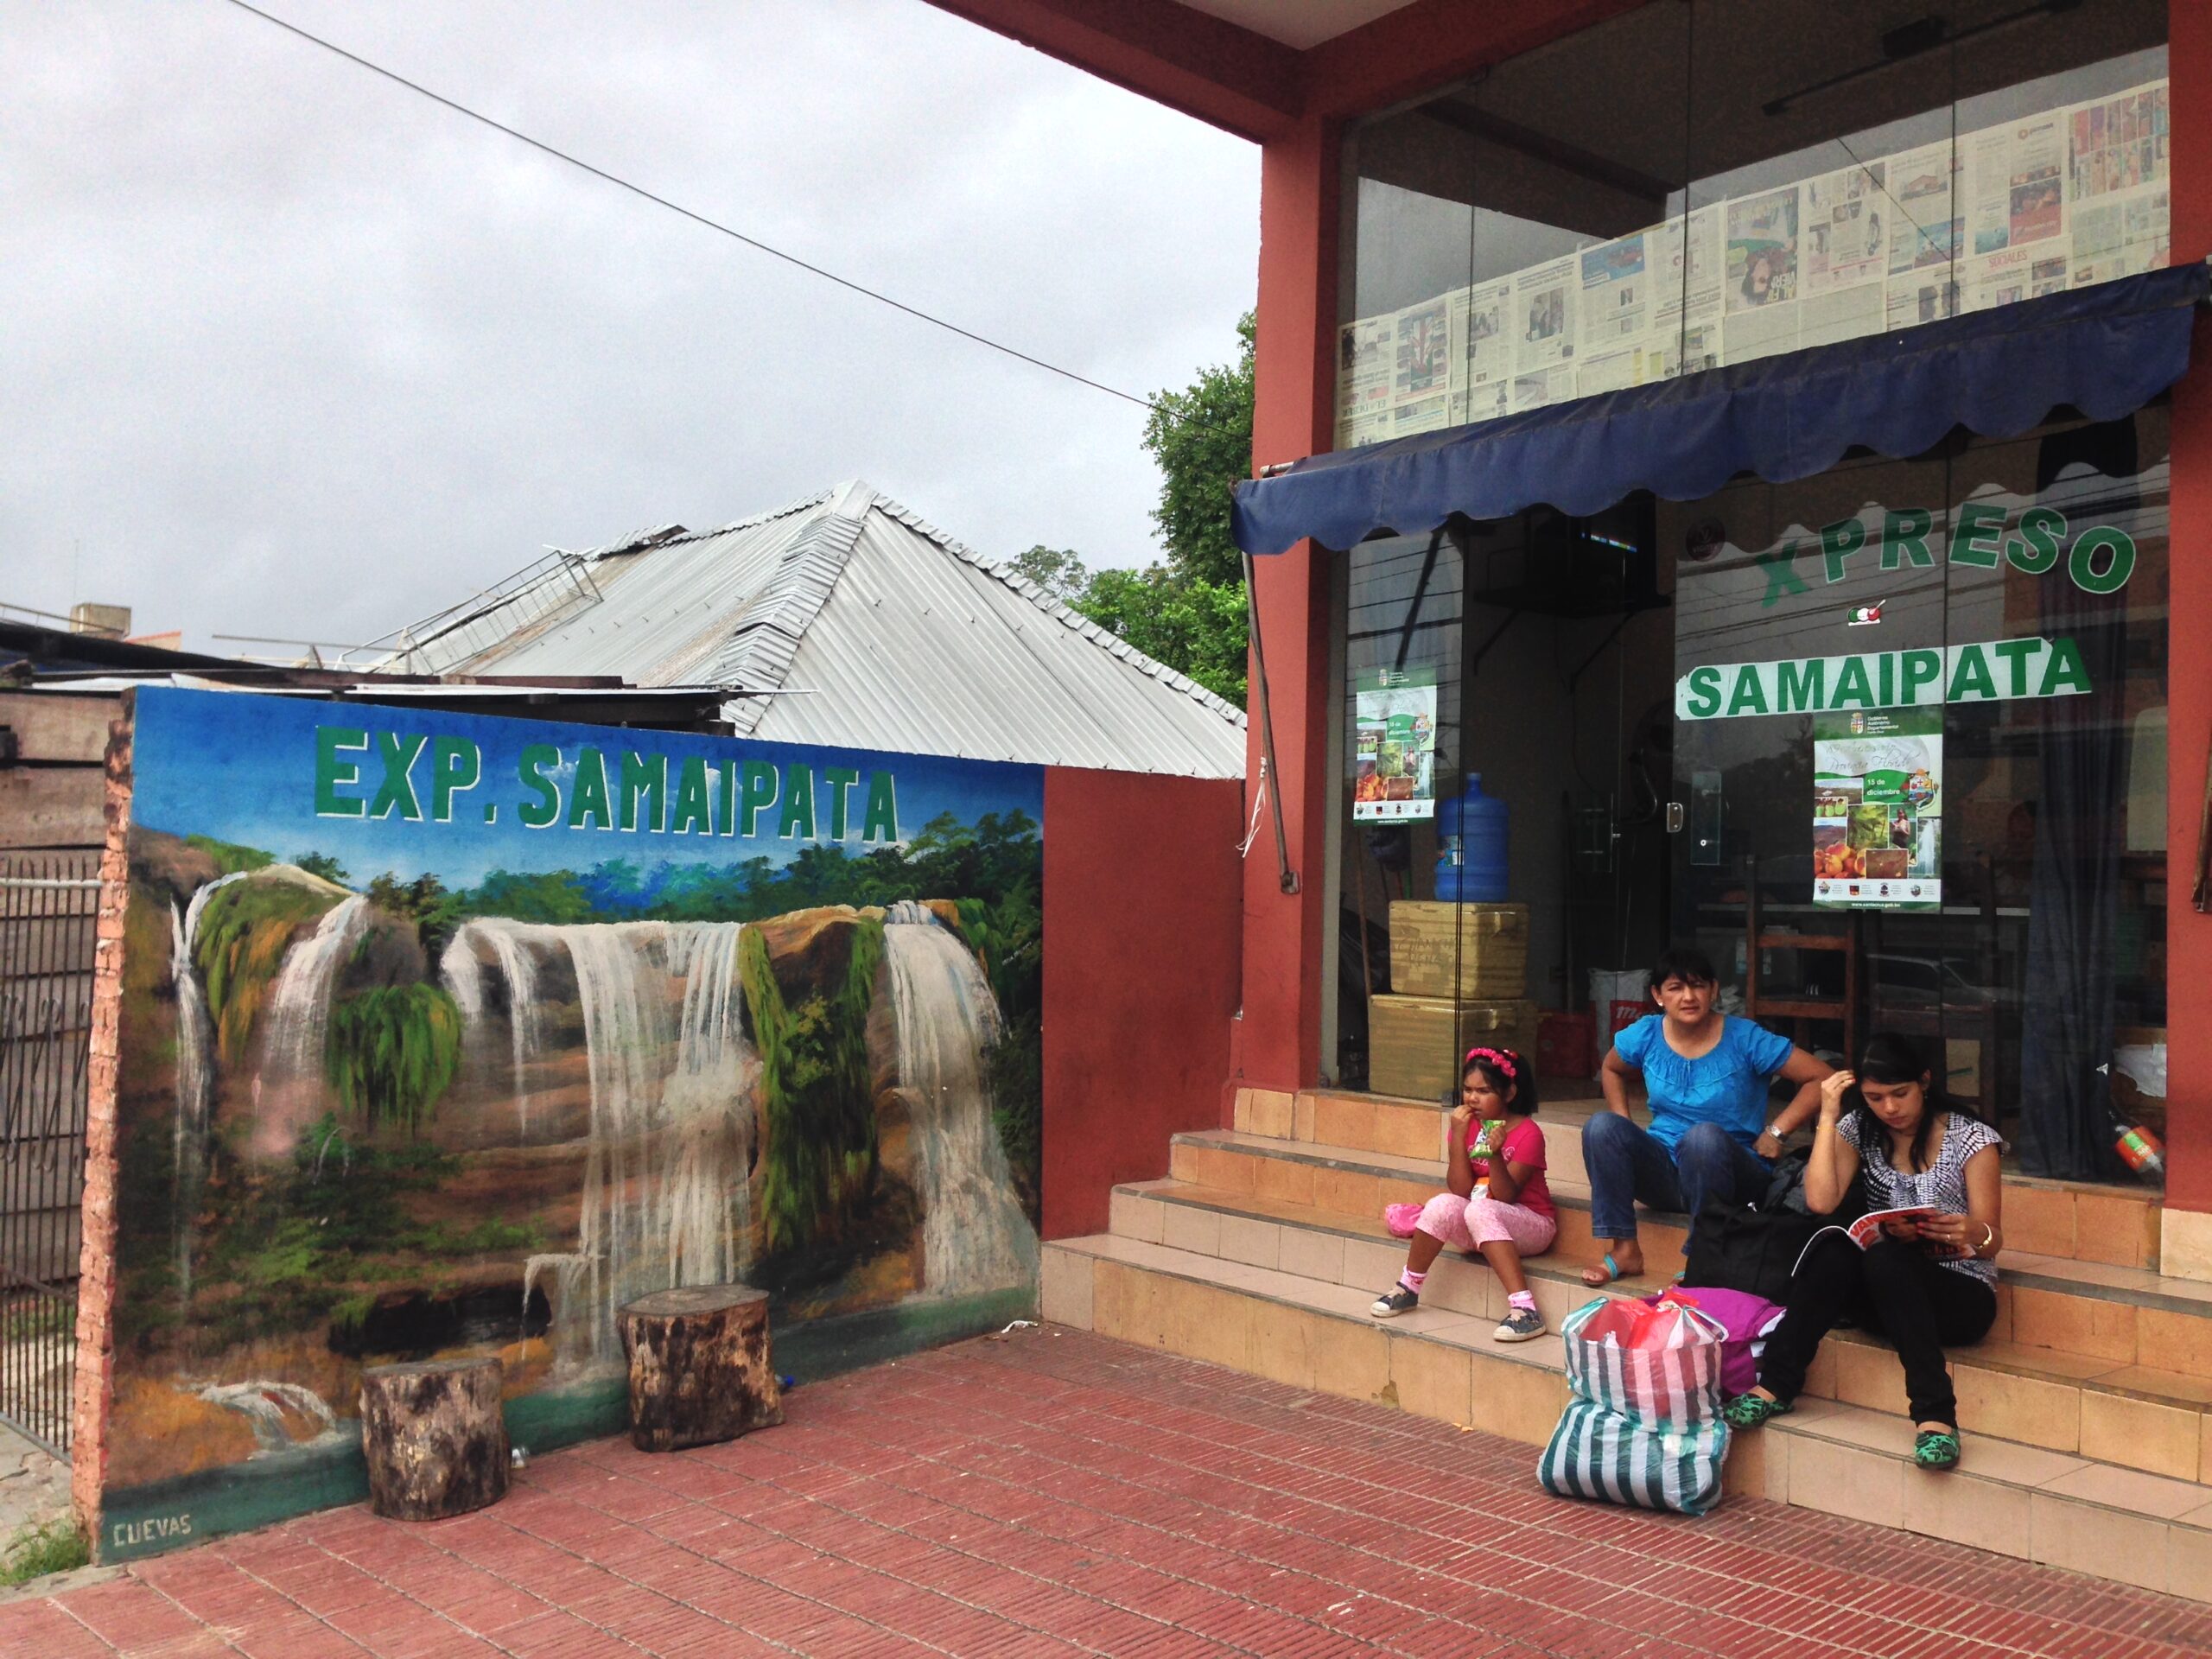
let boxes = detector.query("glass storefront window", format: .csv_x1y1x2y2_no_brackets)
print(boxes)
1338,0,2169,449
1328,409,2171,1183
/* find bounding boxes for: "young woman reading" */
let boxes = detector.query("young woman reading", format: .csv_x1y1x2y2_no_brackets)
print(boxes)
1720,1034,2003,1471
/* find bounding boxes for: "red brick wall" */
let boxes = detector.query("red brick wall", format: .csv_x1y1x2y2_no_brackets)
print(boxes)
72,707,132,1549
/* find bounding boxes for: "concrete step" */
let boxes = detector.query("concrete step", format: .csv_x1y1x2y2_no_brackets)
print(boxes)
1235,1085,2167,1268
1120,1171,2212,1485
1042,1231,2212,1601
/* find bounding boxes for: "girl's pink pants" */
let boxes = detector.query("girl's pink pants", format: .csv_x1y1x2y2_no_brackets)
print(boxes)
1414,1190,1556,1255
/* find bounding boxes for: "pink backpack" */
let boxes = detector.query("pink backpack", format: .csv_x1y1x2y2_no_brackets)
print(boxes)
1641,1283,1781,1396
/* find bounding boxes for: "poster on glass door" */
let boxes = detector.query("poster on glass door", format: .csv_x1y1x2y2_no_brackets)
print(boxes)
1811,709,1942,911
1353,666,1437,821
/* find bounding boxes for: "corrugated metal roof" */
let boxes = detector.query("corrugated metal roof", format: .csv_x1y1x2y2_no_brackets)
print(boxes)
435,481,1248,779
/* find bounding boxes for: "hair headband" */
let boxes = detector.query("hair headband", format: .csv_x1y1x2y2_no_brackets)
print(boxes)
1465,1046,1518,1078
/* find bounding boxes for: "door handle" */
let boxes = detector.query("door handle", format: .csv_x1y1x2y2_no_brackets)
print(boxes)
1665,801,1686,834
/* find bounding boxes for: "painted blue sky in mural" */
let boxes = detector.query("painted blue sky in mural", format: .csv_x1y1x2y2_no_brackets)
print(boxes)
131,688,1042,888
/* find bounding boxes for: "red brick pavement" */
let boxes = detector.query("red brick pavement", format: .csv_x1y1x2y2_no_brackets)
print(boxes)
6,1325,2211,1656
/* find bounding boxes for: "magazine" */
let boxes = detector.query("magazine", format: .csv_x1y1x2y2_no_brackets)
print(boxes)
1789,1206,1964,1276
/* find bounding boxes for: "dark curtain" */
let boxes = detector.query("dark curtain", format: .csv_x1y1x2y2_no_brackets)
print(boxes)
2017,418,2139,1179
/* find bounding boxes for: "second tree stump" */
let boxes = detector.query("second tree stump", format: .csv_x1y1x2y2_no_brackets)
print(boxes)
618,1285,783,1452
359,1357,509,1522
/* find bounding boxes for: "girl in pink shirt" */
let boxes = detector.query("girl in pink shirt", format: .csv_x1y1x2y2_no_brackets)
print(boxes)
1371,1046,1555,1341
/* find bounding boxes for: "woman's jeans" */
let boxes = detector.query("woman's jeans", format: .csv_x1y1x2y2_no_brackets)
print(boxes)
1757,1233,1999,1425
1580,1113,1770,1246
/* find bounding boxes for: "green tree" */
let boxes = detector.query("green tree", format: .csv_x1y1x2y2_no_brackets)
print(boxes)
1006,545,1090,604
1060,313,1255,705
1140,311,1255,590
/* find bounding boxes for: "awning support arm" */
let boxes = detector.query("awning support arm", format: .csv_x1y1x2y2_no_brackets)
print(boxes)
1243,550,1300,895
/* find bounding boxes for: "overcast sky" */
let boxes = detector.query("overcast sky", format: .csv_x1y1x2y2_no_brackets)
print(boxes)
2,1,1259,657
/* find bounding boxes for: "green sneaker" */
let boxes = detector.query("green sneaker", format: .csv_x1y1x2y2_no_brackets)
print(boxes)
1720,1392,1790,1429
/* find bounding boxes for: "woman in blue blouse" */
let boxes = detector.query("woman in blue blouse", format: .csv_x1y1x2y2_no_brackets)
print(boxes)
1580,945,1832,1287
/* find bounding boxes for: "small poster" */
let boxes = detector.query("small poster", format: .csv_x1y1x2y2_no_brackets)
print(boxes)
1353,667,1437,822
1812,709,1942,911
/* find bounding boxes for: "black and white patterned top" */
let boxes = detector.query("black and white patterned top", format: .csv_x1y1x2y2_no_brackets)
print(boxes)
1839,1109,2004,1286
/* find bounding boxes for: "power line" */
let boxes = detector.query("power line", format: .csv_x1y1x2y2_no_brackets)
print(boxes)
217,0,1185,421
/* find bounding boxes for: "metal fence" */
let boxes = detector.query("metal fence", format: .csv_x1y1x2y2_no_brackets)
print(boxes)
0,855,99,1458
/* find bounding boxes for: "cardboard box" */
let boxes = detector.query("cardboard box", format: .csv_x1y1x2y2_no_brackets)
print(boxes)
1387,902,1530,999
1367,994,1540,1102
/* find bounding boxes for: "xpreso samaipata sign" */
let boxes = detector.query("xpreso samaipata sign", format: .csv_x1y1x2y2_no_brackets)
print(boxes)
1675,633,2091,721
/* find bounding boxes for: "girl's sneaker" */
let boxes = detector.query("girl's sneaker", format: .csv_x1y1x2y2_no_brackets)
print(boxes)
1493,1306,1545,1343
1370,1286,1420,1319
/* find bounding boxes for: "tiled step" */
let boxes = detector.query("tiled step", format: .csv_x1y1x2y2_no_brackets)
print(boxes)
1122,1171,2212,1484
1238,1085,2167,1270
1042,1231,2212,1600
1171,1127,1685,1270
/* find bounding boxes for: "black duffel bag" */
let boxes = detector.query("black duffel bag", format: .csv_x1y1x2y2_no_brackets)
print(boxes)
1681,1151,1866,1305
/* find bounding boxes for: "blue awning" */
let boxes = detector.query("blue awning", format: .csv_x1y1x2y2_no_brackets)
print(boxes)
1232,263,2209,556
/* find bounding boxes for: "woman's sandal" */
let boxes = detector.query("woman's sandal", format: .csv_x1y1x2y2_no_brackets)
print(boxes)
1914,1429,1962,1471
1720,1392,1791,1429
1581,1253,1626,1287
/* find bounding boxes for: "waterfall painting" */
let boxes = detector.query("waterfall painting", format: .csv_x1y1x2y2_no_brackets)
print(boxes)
105,687,1044,1548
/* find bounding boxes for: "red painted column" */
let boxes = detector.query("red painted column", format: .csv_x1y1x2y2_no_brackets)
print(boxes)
2164,0,2212,1214
1041,769,1242,1238
1237,113,1340,1093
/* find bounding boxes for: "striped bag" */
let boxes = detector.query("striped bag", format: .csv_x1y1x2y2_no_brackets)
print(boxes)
1537,1296,1732,1516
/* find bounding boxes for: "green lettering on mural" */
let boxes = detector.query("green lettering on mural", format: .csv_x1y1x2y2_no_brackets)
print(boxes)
2069,527,2136,595
517,744,562,828
1726,666,1770,716
618,752,665,834
1948,645,1997,702
2040,635,2093,696
718,761,737,838
1683,665,1723,718
1777,658,1825,713
568,747,613,830
863,771,899,842
315,727,368,818
778,765,817,838
1883,508,1934,571
1757,543,1809,607
2006,506,2066,574
368,732,428,822
670,756,712,835
430,737,480,823
823,767,861,839
1831,656,1874,709
738,761,779,836
1821,519,1867,584
1900,649,1942,702
1948,501,2006,569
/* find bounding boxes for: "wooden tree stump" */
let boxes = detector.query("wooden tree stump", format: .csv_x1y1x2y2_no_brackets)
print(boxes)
359,1357,509,1522
619,1285,783,1452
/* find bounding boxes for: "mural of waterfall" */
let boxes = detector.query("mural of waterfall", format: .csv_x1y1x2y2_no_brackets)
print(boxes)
440,918,547,1135
108,688,1045,1548
447,918,757,1371
883,900,1039,1298
262,893,372,1090
168,870,248,1295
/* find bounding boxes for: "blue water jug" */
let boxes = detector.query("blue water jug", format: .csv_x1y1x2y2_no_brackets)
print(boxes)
1435,774,1510,902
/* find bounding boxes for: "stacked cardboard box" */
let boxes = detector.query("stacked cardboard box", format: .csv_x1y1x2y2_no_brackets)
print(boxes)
1370,902,1535,1100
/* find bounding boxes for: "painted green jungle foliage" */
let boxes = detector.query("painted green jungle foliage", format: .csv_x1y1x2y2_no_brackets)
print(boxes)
741,919,884,1261
193,880,338,1064
325,985,463,1138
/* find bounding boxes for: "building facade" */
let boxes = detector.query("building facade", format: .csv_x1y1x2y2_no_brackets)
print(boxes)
936,0,2212,1270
